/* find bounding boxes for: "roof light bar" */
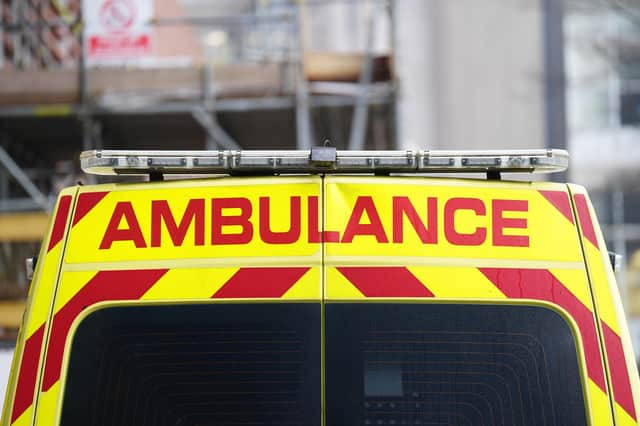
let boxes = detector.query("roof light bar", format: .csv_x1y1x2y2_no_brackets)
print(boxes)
80,148,568,176
233,150,311,172
336,150,417,170
81,150,230,175
417,150,568,172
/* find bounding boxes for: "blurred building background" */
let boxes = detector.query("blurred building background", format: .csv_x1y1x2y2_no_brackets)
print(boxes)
565,0,640,349
0,0,639,400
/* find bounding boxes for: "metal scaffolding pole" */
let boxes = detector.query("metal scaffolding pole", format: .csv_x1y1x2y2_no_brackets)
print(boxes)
192,107,241,150
293,5,313,150
348,1,377,150
0,145,49,211
192,63,240,150
11,0,21,68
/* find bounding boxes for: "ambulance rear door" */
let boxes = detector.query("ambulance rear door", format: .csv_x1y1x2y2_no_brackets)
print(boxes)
323,175,608,426
31,176,324,426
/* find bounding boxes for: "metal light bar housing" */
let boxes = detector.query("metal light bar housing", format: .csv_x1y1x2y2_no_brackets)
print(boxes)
81,150,230,175
232,150,311,172
336,150,416,170
81,148,568,176
417,149,569,173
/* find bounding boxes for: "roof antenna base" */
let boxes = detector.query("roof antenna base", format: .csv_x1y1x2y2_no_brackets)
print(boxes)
149,171,164,182
487,170,501,180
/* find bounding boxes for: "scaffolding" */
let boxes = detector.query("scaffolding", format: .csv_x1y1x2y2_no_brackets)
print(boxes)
0,0,394,205
0,0,395,321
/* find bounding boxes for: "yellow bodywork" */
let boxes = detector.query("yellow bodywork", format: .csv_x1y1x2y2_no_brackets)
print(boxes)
1,175,638,426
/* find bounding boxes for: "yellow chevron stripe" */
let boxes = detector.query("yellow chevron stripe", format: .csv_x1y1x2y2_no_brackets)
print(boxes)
549,268,595,311
325,267,365,299
10,189,76,426
616,402,638,426
52,271,96,312
33,383,59,426
589,380,614,424
140,268,237,300
408,266,507,299
26,245,61,336
282,267,321,299
10,406,32,426
585,243,619,334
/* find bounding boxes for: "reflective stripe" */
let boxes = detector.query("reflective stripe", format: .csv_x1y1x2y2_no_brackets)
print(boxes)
47,196,71,252
574,194,598,249
336,267,434,297
41,269,168,391
334,265,611,423
538,190,574,224
9,193,75,425
72,191,109,226
602,321,637,420
10,326,44,423
479,267,607,392
212,267,311,298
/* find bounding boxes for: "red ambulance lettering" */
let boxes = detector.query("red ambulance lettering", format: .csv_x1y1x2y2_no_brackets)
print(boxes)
341,196,389,243
492,199,529,247
259,196,301,244
100,201,147,249
392,196,438,243
98,194,530,249
444,198,487,246
211,198,253,244
307,196,340,243
151,199,205,247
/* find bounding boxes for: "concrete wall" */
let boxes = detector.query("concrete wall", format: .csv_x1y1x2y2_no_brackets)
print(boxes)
394,0,545,150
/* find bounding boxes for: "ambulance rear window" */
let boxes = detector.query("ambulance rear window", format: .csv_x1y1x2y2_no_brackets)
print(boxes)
60,303,321,426
325,303,587,426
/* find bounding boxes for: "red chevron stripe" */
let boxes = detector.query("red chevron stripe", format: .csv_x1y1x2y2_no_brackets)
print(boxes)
72,191,109,226
47,195,72,252
337,266,434,297
602,321,637,420
479,267,607,393
538,190,574,224
212,267,310,298
573,194,599,249
10,325,44,423
41,269,168,391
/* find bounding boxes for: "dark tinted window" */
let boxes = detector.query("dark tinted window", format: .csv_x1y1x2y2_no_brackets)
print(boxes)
326,303,587,426
61,303,321,426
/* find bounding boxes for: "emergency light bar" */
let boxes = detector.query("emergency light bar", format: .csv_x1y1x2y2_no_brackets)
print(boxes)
80,148,568,176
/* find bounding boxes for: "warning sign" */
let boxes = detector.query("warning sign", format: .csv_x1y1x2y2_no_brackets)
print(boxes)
83,0,153,63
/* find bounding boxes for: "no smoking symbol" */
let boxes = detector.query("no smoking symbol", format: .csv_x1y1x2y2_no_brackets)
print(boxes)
99,0,137,33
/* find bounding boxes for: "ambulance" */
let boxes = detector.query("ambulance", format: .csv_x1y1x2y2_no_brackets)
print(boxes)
1,148,639,426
